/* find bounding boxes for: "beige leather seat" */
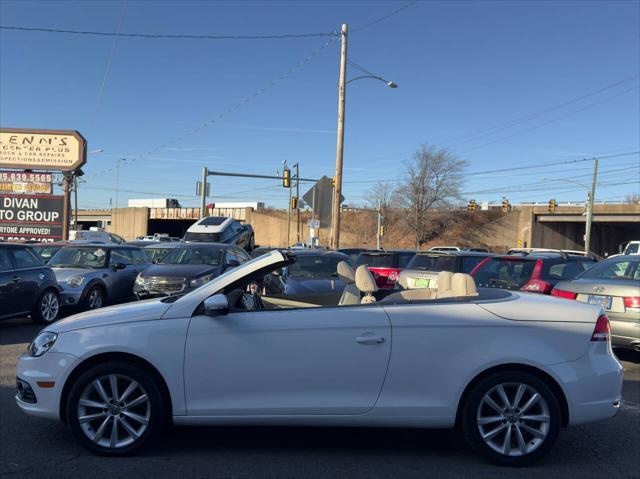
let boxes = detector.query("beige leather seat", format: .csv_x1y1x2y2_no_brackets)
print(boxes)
337,261,360,306
381,288,434,302
438,273,479,298
396,270,411,290
435,271,454,298
355,266,378,304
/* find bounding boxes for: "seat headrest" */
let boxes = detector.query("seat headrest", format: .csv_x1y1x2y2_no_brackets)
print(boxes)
355,265,378,294
437,271,453,293
397,270,410,289
450,273,479,297
337,261,355,284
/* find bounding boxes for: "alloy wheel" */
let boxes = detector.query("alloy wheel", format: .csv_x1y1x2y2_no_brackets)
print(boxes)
87,288,103,309
77,374,151,449
40,291,59,322
476,382,550,457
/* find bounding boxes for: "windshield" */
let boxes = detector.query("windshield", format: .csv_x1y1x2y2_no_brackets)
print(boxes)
146,247,175,263
579,257,640,280
288,255,343,278
183,232,222,242
49,247,109,269
161,247,222,266
33,245,63,262
473,258,536,290
624,243,639,255
356,254,393,268
407,254,457,272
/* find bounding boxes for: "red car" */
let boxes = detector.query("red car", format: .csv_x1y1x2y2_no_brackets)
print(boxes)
354,250,416,289
470,251,596,294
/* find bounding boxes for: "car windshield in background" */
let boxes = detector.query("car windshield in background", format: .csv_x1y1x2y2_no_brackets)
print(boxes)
33,245,63,262
407,254,457,272
288,255,342,278
146,247,174,263
579,257,640,280
48,247,108,269
161,247,222,266
183,232,222,242
544,259,594,281
356,254,393,268
625,243,639,254
473,258,536,290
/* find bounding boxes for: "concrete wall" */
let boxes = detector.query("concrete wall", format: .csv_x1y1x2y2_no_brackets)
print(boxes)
108,207,149,240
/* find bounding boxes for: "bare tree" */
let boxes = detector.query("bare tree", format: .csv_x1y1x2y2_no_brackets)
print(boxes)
395,145,467,248
624,192,640,204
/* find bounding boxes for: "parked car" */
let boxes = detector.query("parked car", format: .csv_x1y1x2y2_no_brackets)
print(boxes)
183,216,254,251
506,248,591,257
0,243,60,323
135,243,251,298
620,240,640,255
354,250,415,289
70,230,125,244
143,242,182,263
463,247,490,253
428,246,461,252
47,244,150,311
471,251,597,294
250,246,278,259
16,249,622,465
552,255,640,352
338,247,372,264
262,250,351,305
399,251,495,289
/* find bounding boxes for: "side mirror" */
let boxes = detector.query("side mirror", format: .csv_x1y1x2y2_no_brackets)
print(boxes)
111,262,126,271
203,294,229,317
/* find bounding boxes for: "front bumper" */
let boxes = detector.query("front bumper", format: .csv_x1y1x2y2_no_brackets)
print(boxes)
15,352,77,420
58,285,85,307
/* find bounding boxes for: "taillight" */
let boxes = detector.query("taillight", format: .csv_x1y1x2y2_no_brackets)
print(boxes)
387,270,399,282
591,315,610,342
551,288,577,299
521,279,552,294
623,297,640,309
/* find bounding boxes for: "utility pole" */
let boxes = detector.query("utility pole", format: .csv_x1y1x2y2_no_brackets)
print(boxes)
330,23,348,250
200,166,208,218
62,173,72,240
294,163,300,243
584,158,598,255
73,174,78,230
376,199,382,250
287,171,293,246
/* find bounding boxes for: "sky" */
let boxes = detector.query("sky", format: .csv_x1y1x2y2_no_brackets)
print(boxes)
0,0,639,210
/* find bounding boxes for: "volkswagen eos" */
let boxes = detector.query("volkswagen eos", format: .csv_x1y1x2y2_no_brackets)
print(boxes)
16,250,622,466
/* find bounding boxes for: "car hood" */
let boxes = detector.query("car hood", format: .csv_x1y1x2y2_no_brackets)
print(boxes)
478,290,602,323
49,298,172,333
52,267,97,282
554,278,640,295
142,264,221,278
284,276,345,294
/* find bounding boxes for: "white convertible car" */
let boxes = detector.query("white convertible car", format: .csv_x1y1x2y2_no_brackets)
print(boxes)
16,250,622,465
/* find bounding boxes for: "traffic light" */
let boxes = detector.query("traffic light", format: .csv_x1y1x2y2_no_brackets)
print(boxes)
282,168,291,188
502,198,510,213
548,198,556,212
380,225,385,237
467,199,477,211
331,176,336,188
291,197,298,209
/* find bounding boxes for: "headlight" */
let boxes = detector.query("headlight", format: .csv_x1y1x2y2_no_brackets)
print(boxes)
67,275,85,288
135,273,145,286
27,332,58,357
190,274,213,287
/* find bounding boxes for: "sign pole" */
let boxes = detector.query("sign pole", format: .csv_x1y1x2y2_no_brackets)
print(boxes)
62,173,72,240
295,163,300,243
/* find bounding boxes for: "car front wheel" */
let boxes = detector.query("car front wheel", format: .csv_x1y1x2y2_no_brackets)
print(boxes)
66,361,166,456
462,371,561,466
32,289,60,324
83,286,104,310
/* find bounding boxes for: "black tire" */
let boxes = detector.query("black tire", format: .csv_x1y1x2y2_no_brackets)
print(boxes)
66,361,166,456
83,285,105,311
461,370,561,466
31,288,61,324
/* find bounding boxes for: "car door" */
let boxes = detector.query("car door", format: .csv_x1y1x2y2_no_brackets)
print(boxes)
184,303,391,416
0,248,21,318
10,247,45,313
108,249,137,299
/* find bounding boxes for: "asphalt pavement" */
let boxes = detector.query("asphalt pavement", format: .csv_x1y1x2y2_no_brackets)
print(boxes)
1,316,639,479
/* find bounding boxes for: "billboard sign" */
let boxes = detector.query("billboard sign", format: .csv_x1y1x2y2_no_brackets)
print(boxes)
0,195,64,242
0,170,53,195
0,128,86,172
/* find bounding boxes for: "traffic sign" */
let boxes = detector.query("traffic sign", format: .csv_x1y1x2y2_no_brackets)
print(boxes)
302,176,344,228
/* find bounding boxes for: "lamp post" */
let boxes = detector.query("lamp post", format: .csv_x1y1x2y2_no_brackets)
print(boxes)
330,23,397,249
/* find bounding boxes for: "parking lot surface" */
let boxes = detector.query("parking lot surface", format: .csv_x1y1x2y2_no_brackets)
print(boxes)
1,317,639,479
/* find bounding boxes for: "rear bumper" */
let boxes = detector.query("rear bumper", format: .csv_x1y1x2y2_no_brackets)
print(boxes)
548,343,623,426
609,316,640,350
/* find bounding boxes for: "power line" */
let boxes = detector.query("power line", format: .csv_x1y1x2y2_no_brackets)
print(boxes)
0,25,338,40
351,0,419,32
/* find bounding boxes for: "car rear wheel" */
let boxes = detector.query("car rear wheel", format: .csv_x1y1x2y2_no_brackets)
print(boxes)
66,361,165,456
31,289,60,324
84,286,104,310
462,371,561,466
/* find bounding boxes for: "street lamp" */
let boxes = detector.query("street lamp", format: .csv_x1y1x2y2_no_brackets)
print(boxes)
330,23,397,249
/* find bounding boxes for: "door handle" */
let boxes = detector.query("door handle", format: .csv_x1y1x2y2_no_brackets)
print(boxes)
12,276,21,283
356,334,385,345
